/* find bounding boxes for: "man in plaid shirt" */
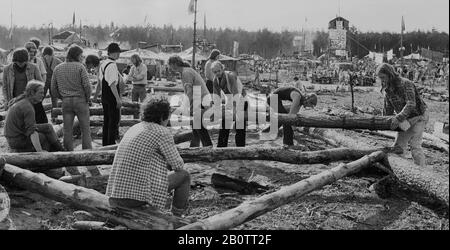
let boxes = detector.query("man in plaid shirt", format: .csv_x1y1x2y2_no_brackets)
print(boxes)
106,97,190,217
377,63,429,167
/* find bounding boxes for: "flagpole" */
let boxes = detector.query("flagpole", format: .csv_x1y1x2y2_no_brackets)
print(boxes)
400,16,404,66
192,0,198,69
10,0,14,49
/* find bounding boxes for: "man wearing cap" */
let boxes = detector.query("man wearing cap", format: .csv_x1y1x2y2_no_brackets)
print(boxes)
204,49,221,94
99,43,123,146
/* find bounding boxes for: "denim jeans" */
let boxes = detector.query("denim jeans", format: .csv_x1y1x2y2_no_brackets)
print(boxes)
108,169,191,216
393,110,430,167
266,97,294,145
132,85,147,119
62,97,92,151
190,107,213,147
217,101,248,147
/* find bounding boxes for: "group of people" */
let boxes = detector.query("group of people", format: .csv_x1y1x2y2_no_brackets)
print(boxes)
1,39,430,218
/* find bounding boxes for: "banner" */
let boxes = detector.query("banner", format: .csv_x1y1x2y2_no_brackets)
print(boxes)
387,49,394,61
329,29,347,50
188,0,195,15
421,48,443,62
375,53,384,64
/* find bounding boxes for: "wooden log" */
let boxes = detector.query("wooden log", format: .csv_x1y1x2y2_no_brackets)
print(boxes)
147,86,184,93
72,221,108,230
0,162,189,230
354,130,449,154
386,155,449,207
211,173,271,195
178,151,387,230
2,147,384,171
317,129,450,208
52,107,139,117
275,113,394,131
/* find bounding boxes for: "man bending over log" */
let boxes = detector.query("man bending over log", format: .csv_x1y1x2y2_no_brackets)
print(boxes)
263,86,317,145
106,97,191,217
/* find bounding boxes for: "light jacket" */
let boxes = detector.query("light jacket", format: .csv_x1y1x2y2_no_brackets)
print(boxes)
2,62,42,105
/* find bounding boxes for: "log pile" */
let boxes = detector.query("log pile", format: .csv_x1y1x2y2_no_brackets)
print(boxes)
418,86,449,102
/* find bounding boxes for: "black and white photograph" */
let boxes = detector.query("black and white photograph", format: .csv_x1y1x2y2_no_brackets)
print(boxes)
0,0,448,240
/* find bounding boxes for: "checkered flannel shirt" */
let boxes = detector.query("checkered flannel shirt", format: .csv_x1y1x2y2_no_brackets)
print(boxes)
51,62,91,102
105,122,184,210
383,77,427,122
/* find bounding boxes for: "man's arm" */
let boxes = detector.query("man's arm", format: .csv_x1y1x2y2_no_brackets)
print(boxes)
159,133,184,171
80,66,92,103
2,68,10,103
50,70,61,107
30,131,43,152
132,65,147,81
289,91,302,115
396,82,417,121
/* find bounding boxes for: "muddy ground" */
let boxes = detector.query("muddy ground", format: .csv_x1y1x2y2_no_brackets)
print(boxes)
0,81,448,230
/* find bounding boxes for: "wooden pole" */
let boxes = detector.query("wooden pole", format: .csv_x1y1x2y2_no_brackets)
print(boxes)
178,151,386,230
0,162,189,230
1,147,384,171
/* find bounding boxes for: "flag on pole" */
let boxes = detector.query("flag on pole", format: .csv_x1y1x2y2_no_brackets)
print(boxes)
401,16,405,32
73,12,76,26
188,0,195,15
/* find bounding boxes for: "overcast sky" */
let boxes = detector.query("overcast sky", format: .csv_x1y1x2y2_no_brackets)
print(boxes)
0,0,448,33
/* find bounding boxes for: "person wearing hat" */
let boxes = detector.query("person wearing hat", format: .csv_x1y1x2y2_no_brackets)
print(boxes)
204,49,221,93
98,43,123,146
263,86,318,146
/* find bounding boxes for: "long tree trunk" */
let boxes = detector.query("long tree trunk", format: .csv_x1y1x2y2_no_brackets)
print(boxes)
0,162,189,230
52,107,139,117
275,113,394,130
2,147,384,171
316,128,449,208
178,151,387,230
147,86,184,93
355,130,449,154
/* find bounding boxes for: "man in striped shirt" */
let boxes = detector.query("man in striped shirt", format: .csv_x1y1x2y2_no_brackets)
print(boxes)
106,97,191,217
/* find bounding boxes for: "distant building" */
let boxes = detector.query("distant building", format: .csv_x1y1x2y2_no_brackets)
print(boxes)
328,16,350,59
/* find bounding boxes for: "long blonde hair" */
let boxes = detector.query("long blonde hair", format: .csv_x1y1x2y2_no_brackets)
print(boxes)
11,80,44,105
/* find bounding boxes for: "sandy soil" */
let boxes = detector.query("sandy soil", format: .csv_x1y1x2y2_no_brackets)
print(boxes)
0,82,448,230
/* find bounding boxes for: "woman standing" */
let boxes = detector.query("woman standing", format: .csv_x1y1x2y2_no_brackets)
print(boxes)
377,63,429,167
168,56,212,147
128,54,148,103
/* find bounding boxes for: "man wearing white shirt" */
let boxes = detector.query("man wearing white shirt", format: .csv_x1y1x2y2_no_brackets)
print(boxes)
98,43,123,146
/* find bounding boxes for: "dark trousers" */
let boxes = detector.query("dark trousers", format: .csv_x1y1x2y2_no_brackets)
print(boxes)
190,108,213,147
217,101,248,147
266,97,294,146
33,102,48,124
205,80,214,94
102,102,120,146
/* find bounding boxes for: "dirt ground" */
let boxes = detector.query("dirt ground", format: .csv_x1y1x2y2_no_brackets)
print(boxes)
0,81,448,230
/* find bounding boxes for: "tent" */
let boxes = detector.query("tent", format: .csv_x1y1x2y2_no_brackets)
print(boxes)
404,53,422,60
117,48,162,64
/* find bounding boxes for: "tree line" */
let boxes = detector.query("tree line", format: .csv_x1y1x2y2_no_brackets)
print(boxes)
0,24,448,59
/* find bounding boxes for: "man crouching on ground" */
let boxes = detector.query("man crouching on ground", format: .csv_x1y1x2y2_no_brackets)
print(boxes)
106,97,190,217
